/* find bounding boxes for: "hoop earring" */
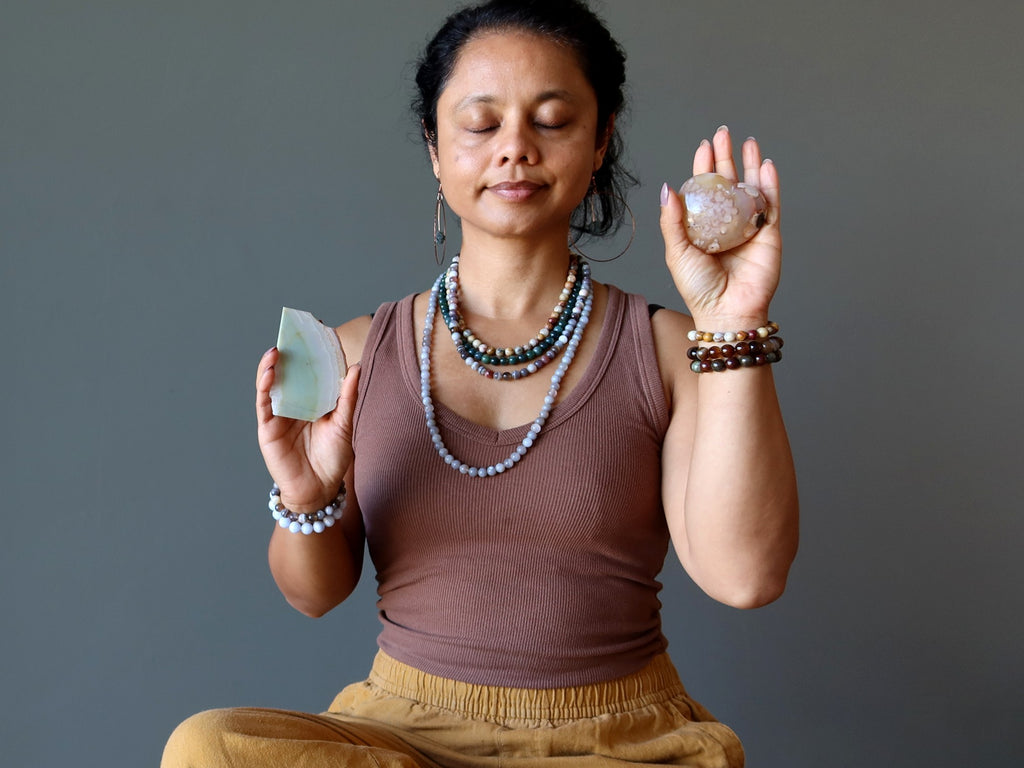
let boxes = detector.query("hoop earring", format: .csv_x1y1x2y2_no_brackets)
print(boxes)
433,183,447,266
571,187,636,263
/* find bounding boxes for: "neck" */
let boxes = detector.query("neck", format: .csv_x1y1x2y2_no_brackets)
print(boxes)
452,232,574,321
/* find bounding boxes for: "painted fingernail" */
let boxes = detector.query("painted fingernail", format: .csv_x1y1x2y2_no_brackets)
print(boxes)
660,182,669,207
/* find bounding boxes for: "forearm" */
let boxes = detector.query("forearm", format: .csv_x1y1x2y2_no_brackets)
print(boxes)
669,364,799,608
268,506,364,617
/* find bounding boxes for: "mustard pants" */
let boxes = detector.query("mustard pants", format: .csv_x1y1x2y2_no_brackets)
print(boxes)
161,651,744,767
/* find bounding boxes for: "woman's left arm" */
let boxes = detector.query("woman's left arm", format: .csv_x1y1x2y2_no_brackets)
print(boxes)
656,127,799,609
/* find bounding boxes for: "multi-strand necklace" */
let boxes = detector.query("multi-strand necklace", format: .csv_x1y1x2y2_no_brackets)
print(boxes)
438,253,585,381
420,254,593,477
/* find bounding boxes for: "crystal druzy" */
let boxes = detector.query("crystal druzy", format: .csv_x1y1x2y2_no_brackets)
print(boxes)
681,172,767,254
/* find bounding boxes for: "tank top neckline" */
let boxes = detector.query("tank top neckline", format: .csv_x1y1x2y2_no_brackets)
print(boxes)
394,284,626,446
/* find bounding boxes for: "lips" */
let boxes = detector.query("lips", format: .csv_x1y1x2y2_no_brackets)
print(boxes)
488,180,545,200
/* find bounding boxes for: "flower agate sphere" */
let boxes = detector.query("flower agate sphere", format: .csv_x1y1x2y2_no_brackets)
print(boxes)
681,173,767,254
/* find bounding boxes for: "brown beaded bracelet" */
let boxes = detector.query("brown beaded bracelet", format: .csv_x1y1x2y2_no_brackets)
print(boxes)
688,336,783,373
687,321,779,344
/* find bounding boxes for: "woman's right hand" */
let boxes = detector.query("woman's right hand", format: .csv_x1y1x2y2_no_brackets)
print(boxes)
255,348,361,512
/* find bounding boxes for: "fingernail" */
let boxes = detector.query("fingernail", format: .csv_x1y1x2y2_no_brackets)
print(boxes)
660,182,669,207
745,136,756,143
762,158,774,165
716,124,729,133
264,346,276,356
699,138,711,148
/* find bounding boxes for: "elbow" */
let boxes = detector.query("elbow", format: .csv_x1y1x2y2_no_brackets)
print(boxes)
695,554,796,609
714,575,789,610
283,589,348,618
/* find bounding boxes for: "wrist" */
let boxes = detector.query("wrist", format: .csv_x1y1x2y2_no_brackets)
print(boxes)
690,313,770,331
270,482,347,535
276,484,343,515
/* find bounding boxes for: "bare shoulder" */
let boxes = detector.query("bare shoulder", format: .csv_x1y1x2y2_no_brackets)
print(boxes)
649,307,697,411
335,314,373,368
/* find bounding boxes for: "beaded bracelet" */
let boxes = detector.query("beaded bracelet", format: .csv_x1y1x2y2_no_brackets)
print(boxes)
269,483,346,535
687,321,779,344
688,336,784,361
689,337,783,372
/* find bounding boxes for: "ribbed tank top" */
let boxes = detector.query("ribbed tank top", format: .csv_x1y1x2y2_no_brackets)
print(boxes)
351,285,672,688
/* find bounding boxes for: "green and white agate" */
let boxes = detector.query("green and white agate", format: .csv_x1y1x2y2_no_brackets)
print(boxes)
269,307,347,422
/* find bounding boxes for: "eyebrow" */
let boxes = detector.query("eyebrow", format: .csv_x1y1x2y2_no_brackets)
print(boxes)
453,89,576,110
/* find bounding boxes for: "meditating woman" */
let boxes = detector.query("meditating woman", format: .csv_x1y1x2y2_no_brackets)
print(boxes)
163,1,798,765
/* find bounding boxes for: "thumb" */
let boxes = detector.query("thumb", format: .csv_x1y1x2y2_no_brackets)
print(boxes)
659,183,692,264
334,362,361,423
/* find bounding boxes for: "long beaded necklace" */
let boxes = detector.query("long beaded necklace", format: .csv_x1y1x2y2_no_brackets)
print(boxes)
439,253,584,380
420,255,594,477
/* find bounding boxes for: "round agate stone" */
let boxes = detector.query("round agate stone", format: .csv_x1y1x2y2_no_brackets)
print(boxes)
681,172,767,254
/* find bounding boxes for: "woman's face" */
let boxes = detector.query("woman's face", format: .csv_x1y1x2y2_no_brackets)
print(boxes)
430,31,610,246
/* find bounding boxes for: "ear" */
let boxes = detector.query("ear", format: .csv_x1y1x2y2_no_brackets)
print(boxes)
423,121,441,179
594,114,615,172
429,144,440,179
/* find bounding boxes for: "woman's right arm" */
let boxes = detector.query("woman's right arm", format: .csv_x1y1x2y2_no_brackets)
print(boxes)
255,315,372,617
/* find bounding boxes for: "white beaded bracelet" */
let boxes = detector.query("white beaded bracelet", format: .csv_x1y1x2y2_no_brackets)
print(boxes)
269,483,346,535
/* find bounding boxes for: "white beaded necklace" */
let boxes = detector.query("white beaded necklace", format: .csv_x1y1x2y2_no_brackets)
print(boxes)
420,257,593,477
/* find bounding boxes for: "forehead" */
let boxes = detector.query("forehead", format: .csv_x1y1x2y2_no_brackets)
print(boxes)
442,30,592,105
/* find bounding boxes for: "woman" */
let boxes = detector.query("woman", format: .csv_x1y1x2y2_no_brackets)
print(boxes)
163,0,798,765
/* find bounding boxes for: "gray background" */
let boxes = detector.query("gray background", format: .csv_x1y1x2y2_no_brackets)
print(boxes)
3,1,1022,765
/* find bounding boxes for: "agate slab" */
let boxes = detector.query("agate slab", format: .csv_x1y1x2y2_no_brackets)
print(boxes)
681,173,767,254
270,307,346,422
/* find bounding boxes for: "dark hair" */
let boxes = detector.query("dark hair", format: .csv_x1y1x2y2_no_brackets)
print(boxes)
413,0,636,239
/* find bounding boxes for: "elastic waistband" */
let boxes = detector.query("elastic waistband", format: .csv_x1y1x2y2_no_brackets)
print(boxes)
367,651,688,725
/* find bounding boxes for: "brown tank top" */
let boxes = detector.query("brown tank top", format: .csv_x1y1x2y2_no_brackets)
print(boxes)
352,285,671,687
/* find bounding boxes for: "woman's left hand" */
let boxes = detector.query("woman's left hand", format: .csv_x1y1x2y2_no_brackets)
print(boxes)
659,126,782,328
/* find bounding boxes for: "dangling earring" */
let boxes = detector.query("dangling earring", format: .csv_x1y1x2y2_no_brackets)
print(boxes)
572,178,637,263
433,183,447,266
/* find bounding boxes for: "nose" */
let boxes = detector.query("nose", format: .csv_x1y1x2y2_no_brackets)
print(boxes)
497,118,538,166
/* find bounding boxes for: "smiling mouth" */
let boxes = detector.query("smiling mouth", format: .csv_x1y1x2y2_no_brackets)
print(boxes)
488,181,545,200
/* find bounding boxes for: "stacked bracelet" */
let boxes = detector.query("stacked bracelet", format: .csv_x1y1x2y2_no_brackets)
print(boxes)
269,483,346,535
689,337,783,372
687,322,783,373
687,321,778,344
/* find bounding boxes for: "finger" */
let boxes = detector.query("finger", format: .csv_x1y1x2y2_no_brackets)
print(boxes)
256,347,278,423
759,158,781,226
256,347,277,387
660,182,710,272
692,138,713,176
328,362,359,428
338,363,361,412
741,137,762,187
659,183,689,255
711,125,738,180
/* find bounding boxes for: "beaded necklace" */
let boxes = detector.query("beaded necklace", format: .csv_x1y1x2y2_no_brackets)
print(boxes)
439,253,583,380
420,256,593,477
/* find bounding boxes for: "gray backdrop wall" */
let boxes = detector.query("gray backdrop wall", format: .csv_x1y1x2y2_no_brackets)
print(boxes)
3,1,1022,766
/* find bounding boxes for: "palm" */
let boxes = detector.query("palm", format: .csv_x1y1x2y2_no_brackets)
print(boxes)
662,128,782,324
255,349,358,510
